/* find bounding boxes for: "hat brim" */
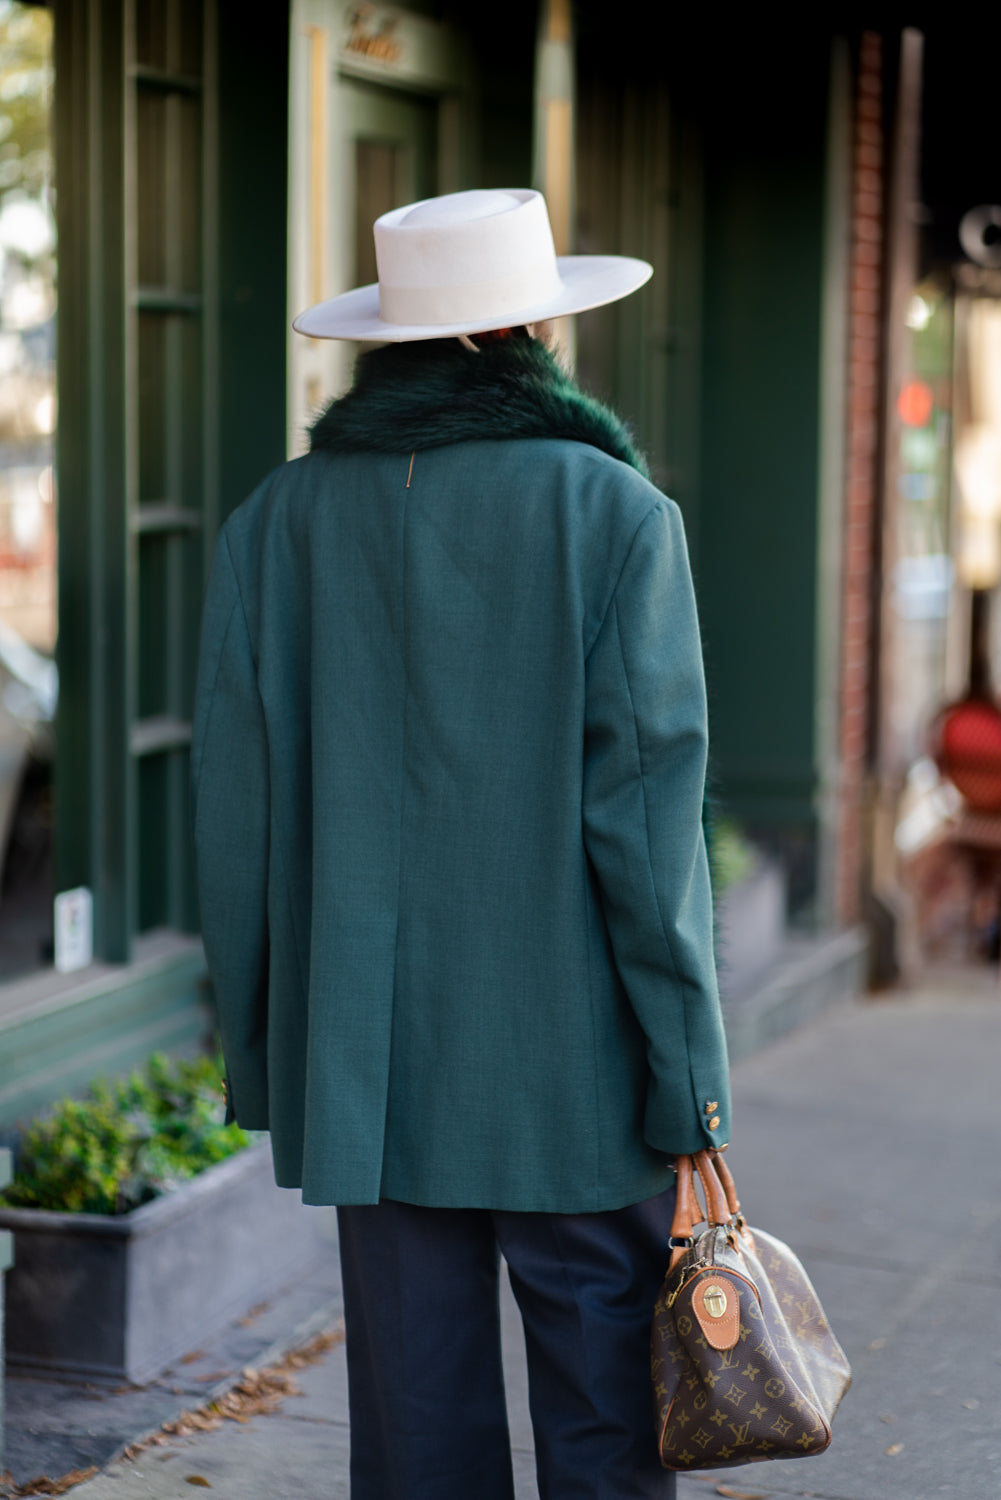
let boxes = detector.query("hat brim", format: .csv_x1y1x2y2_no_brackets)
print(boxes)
292,255,652,341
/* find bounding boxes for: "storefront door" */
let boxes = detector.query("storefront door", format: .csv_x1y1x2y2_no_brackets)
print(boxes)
288,1,468,449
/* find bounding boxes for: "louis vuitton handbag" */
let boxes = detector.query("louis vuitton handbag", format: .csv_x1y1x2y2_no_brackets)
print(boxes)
651,1149,851,1470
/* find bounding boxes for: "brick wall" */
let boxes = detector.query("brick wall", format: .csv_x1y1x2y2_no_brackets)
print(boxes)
836,31,884,926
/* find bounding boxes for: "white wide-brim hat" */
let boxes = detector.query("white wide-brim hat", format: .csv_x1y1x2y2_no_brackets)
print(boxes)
293,188,652,342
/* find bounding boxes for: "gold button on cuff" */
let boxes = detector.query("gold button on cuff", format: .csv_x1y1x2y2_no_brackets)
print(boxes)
704,1101,718,1114
708,1116,721,1131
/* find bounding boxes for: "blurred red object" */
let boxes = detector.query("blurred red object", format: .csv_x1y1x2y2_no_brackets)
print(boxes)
933,696,1001,812
898,378,934,426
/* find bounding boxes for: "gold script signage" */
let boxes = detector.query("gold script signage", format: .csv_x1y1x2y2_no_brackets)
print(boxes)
343,5,403,67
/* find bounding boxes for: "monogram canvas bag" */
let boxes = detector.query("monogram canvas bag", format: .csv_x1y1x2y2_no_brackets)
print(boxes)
651,1150,851,1470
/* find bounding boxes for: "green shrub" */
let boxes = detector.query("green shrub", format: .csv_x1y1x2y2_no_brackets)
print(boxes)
0,1052,253,1216
711,817,758,894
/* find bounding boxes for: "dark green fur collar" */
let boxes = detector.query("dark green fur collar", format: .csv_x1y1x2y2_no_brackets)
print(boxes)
309,332,649,478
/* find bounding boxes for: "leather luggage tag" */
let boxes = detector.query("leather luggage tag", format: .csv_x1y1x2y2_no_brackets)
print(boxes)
691,1274,741,1350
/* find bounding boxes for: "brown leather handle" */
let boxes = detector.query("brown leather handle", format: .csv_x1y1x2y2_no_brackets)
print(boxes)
711,1149,741,1219
670,1155,700,1244
693,1149,730,1226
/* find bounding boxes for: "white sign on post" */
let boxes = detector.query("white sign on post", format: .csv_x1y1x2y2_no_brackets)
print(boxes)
54,886,94,973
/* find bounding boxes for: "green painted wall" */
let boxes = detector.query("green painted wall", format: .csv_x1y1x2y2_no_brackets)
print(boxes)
693,38,847,913
215,0,290,528
462,1,536,189
574,25,851,916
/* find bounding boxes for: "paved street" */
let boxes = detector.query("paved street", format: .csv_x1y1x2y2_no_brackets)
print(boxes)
15,974,1001,1500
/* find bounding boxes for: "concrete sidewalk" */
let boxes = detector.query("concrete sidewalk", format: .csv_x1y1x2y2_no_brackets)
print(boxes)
12,974,1001,1499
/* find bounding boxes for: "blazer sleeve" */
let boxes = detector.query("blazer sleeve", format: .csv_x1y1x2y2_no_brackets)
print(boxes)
190,526,270,1129
583,498,731,1154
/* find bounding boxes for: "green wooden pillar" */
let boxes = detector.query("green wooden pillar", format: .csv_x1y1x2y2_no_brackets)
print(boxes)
53,0,289,965
54,0,133,959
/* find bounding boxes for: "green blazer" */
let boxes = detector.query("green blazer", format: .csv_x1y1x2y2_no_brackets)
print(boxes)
191,437,731,1209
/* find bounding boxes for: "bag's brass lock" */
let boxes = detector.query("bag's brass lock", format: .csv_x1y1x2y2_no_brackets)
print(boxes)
702,1283,727,1318
691,1276,741,1350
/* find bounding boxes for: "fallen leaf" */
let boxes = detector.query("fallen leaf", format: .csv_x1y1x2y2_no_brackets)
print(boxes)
879,1414,896,1424
179,1350,207,1365
285,1330,342,1367
162,1409,224,1437
116,1323,347,1467
0,1468,100,1497
194,1371,234,1383
185,1478,212,1489
716,1486,769,1499
885,1443,904,1456
867,1337,886,1351
236,1300,270,1327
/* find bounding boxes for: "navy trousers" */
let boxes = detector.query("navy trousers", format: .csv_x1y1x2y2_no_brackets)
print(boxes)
337,1191,678,1500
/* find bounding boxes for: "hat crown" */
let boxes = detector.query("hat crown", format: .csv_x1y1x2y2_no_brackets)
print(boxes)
400,189,521,228
373,188,562,329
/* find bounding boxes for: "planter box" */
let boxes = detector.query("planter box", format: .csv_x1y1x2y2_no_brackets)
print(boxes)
0,1139,331,1384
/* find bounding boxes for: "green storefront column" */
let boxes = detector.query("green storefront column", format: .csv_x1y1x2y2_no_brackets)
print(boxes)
54,0,289,953
694,35,850,919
